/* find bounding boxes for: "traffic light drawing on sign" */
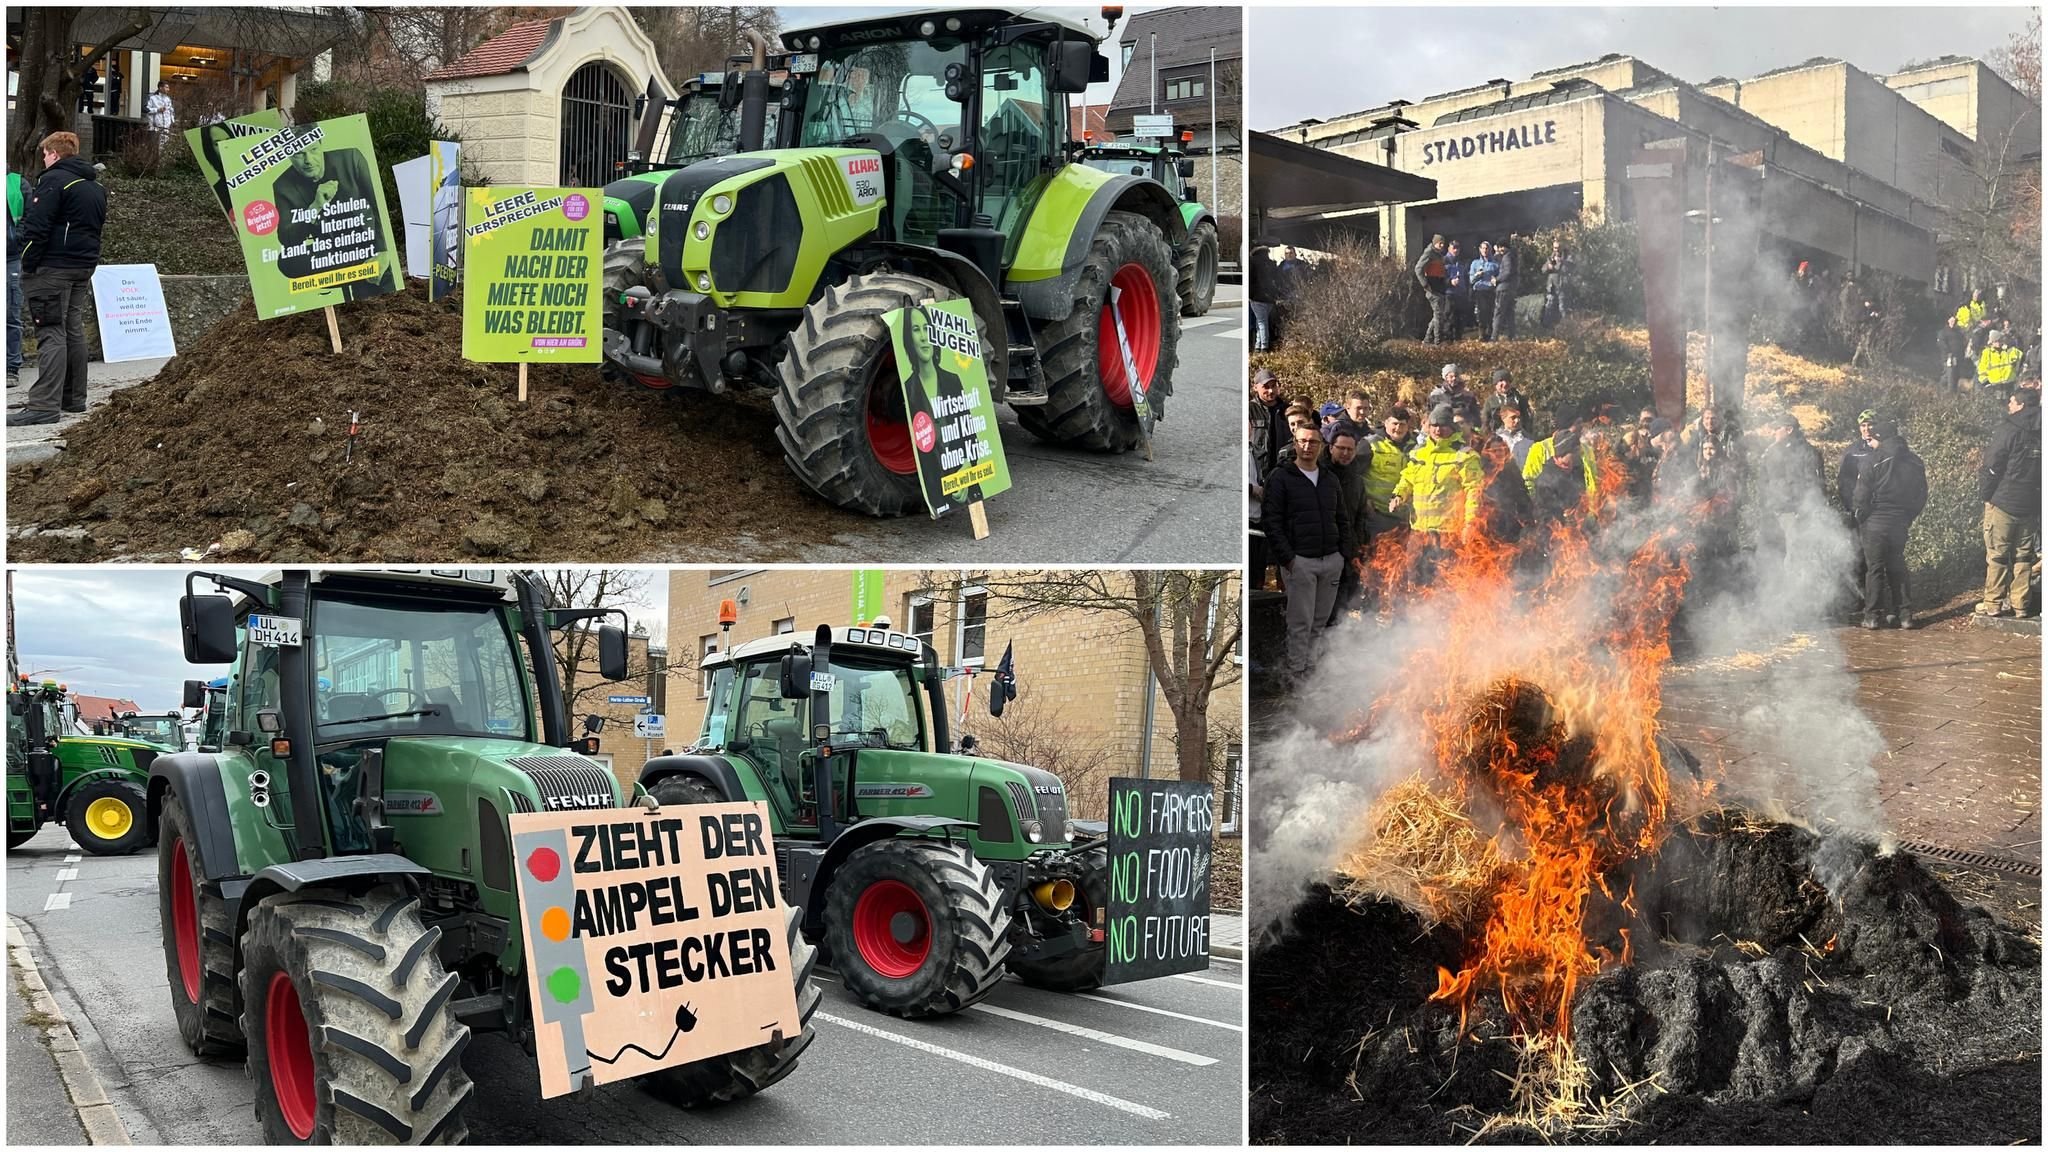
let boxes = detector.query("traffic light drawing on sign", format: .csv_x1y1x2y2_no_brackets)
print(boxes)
519,830,597,1090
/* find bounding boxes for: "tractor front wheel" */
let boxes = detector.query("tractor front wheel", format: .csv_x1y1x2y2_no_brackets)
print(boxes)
1005,846,1109,992
68,780,148,856
1017,209,1180,452
640,901,822,1107
240,885,473,1145
1177,220,1219,317
774,273,958,517
826,838,1011,1017
158,789,243,1055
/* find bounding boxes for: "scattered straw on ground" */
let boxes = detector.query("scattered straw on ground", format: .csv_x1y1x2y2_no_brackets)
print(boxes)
1336,777,1510,929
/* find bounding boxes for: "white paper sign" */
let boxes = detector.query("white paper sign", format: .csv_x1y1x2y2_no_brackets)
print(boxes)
393,152,433,280
90,264,177,361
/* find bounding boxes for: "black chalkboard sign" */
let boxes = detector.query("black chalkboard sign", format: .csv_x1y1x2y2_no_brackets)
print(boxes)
1102,777,1213,985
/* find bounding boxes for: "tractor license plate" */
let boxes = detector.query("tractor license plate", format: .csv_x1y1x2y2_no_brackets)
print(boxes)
787,53,818,73
809,671,836,692
247,614,303,648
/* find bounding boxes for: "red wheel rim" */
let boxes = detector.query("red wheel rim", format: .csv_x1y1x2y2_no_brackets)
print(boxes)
629,371,671,390
267,971,317,1140
865,367,917,476
852,879,931,978
1097,262,1161,410
170,839,201,1003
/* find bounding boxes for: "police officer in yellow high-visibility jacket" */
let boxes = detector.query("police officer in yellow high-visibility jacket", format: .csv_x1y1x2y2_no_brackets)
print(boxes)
1956,290,1988,334
1979,329,2023,398
1390,404,1484,537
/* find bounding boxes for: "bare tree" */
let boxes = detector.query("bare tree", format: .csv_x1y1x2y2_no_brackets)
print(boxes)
543,569,654,718
10,9,152,172
970,705,1120,819
628,7,781,84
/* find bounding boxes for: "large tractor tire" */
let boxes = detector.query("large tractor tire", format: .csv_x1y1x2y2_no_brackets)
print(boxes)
68,779,149,856
1005,845,1109,992
239,885,473,1145
159,789,244,1056
647,774,724,807
826,838,1011,1017
1016,209,1180,452
1176,220,1219,318
640,901,822,1107
601,239,647,330
773,272,958,517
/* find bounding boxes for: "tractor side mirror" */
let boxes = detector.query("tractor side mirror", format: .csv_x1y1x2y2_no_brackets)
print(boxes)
1182,185,1198,203
180,594,237,664
1049,41,1096,94
778,653,813,700
7,697,23,717
719,71,744,113
958,733,978,753
1177,157,1196,179
583,714,606,735
182,680,206,710
597,624,629,682
255,710,284,734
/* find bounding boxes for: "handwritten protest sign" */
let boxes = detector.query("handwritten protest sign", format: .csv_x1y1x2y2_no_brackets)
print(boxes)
509,803,800,1098
461,187,602,363
1102,777,1213,985
90,264,176,362
223,114,401,321
884,299,1012,534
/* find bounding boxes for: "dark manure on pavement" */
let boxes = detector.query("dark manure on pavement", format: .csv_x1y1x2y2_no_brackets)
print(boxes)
1251,810,2042,1144
6,291,866,561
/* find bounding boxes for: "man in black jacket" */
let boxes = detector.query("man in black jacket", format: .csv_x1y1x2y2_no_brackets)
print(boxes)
1492,235,1519,340
11,132,105,426
1322,428,1371,625
1263,424,1350,680
1977,390,2042,618
1853,418,1930,629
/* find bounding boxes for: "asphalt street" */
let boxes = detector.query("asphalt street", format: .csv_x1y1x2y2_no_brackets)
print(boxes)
4,825,1243,1145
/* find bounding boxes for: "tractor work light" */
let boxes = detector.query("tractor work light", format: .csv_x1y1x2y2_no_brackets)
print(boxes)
711,193,733,215
696,272,713,292
693,221,711,241
808,35,821,49
849,629,868,643
919,19,937,36
946,16,962,31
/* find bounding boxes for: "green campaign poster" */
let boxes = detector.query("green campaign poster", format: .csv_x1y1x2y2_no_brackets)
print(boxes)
884,299,1013,518
851,570,885,625
185,109,286,218
461,187,603,363
223,114,401,319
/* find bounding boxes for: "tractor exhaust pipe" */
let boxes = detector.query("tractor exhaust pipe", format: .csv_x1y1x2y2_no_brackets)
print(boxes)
1030,879,1077,912
737,28,772,152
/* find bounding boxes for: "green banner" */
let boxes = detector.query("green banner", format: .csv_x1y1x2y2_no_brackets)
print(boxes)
884,299,1012,518
851,570,885,625
185,109,286,218
461,187,603,363
224,114,401,320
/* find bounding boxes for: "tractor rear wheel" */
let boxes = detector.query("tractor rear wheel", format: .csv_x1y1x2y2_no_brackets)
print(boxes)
601,240,646,331
826,838,1011,1017
639,901,822,1107
1177,221,1218,317
774,272,956,517
648,774,725,807
240,885,472,1145
1016,209,1180,452
68,779,148,856
159,789,243,1055
1005,846,1109,992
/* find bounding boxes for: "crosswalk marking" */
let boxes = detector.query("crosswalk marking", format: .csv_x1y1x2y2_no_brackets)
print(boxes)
43,893,72,911
54,868,77,883
968,1002,1217,1066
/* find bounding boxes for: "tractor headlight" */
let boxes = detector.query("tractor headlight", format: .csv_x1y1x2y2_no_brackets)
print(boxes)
945,16,962,31
711,193,733,215
696,272,713,292
1022,819,1045,843
808,35,821,49
1063,820,1075,843
693,220,710,241
919,19,937,36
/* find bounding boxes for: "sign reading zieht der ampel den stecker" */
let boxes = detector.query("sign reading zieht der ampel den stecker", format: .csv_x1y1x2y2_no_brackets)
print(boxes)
509,802,801,1098
1102,777,1213,985
884,299,1013,518
462,187,603,363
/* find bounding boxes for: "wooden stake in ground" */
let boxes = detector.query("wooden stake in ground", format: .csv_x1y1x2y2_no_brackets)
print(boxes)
968,500,990,540
518,361,528,403
323,306,342,354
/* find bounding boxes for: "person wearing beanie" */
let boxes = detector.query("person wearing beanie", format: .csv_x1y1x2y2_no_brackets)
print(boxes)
1362,404,1419,538
1852,416,1929,628
1976,389,2042,618
1480,366,1533,432
1532,428,1589,530
1390,404,1484,548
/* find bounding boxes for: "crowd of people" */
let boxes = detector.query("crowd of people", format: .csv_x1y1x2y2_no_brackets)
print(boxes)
1250,358,2042,681
1410,233,1573,344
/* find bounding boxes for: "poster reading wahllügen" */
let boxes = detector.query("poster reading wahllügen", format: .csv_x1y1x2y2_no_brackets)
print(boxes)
884,299,1013,518
223,114,401,319
508,803,802,1098
462,187,603,362
1102,777,1213,985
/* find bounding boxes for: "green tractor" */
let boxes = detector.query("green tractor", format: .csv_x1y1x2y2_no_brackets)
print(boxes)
7,678,166,855
156,569,819,1143
111,710,187,750
600,7,1187,517
1076,133,1219,317
638,607,1110,1017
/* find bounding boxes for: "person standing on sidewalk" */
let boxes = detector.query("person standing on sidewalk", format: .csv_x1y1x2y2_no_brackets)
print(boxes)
1468,242,1499,343
1263,424,1349,681
1492,234,1519,340
11,132,106,427
1414,234,1450,345
6,166,24,387
1976,390,2041,619
1853,417,1930,629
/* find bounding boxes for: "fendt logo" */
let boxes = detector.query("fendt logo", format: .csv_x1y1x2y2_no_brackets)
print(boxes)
1033,784,1063,796
543,793,615,811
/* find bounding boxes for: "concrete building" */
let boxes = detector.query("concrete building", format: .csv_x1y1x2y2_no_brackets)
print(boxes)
1107,6,1245,218
666,569,1243,828
1275,50,2038,299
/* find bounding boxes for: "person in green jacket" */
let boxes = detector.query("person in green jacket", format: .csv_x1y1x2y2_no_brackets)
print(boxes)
1522,404,1598,498
7,168,23,385
1390,404,1484,540
1361,404,1417,538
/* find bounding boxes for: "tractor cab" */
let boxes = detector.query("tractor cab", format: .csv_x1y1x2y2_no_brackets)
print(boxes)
7,679,68,843
115,711,184,751
1079,134,1200,203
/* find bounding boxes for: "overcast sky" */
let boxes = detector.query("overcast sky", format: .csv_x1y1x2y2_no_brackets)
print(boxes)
776,4,1161,103
1250,6,2036,129
9,570,670,713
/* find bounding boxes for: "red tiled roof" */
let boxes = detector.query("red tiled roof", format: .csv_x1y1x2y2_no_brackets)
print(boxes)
73,694,142,722
422,17,556,82
1071,103,1112,140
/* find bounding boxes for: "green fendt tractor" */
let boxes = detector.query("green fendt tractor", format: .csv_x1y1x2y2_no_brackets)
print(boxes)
156,569,819,1144
7,677,167,855
638,608,1108,1017
111,710,186,750
1077,133,1218,316
600,7,1187,516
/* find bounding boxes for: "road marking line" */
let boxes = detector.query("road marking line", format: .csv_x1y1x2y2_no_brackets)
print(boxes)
968,1002,1217,1066
43,893,72,911
1072,993,1241,1032
1168,972,1239,989
63,854,80,864
815,1010,1172,1120
54,868,78,883
1181,315,1234,331
65,842,79,852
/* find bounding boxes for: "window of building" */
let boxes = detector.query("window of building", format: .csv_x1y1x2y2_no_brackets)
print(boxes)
955,587,989,668
1219,745,1243,835
697,634,718,698
1164,76,1206,102
907,595,937,652
773,617,795,635
705,569,761,585
1935,265,1952,294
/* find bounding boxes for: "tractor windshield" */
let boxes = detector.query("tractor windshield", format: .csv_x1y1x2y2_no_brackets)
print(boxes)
310,595,534,744
728,653,925,818
799,40,963,149
665,90,779,166
121,716,181,745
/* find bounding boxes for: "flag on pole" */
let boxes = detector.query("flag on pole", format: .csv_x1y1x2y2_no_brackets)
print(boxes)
989,641,1017,717
957,663,976,724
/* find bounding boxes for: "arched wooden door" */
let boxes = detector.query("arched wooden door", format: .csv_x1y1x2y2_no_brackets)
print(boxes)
559,62,632,187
